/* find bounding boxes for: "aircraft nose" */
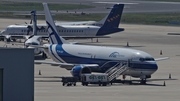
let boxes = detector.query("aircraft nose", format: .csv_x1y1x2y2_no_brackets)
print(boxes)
152,62,158,70
145,62,158,70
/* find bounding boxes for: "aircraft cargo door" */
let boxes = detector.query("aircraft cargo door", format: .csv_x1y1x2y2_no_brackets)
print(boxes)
0,69,3,101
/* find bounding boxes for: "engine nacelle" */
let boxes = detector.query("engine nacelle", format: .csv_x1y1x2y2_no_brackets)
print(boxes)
70,65,91,78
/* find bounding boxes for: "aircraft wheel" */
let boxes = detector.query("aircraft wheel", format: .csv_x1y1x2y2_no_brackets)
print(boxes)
140,79,147,84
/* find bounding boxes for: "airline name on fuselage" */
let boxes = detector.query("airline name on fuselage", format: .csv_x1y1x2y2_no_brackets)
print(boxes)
109,52,125,58
78,52,92,56
57,50,64,53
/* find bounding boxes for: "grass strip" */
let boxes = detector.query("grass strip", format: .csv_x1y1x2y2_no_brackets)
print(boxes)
1,12,180,26
0,1,94,11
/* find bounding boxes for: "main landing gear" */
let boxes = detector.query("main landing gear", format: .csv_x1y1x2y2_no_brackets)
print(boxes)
42,52,47,59
140,79,147,84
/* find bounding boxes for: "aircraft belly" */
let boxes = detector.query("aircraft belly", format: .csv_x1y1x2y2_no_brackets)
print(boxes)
124,68,157,77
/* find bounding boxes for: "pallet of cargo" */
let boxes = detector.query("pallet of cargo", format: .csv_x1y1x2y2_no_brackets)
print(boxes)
61,76,79,86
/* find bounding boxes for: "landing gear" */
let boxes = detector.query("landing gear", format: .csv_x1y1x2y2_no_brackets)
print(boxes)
42,52,47,58
6,38,11,42
140,79,147,84
12,38,16,42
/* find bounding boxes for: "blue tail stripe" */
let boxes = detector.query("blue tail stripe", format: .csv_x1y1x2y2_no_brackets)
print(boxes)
46,21,63,44
50,45,62,62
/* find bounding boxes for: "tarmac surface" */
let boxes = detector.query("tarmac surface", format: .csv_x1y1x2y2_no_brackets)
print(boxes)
2,0,180,13
0,18,180,101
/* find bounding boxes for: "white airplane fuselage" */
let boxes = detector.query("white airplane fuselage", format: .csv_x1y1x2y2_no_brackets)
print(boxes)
43,44,158,78
1,24,102,37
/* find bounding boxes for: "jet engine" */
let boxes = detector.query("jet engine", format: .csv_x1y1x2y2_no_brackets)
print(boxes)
70,65,91,78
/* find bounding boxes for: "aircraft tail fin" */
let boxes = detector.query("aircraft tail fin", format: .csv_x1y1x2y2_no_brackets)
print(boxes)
43,3,69,44
31,10,37,36
102,4,124,28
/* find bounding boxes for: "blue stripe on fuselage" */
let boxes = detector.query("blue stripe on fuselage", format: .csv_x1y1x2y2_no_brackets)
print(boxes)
50,45,62,62
53,45,158,72
47,21,63,44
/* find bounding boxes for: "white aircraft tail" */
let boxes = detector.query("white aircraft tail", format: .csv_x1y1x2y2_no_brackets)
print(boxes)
31,10,37,36
43,3,69,44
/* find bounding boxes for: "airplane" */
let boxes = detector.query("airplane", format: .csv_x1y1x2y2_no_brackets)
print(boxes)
11,10,46,57
34,3,169,84
0,4,125,42
23,10,45,57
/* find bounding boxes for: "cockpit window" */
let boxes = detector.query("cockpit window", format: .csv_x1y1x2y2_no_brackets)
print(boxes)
139,58,155,62
139,58,145,62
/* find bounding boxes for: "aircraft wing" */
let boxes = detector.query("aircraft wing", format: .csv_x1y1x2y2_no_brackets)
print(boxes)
155,57,169,61
34,60,99,70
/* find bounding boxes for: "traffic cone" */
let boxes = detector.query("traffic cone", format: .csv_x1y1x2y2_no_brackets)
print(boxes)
163,81,166,86
160,50,163,55
127,42,129,47
39,70,41,75
169,73,171,79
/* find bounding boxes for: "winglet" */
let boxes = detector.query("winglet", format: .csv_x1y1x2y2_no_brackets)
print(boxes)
43,3,69,44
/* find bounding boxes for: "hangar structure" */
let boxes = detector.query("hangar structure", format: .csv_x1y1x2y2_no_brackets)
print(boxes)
0,48,34,101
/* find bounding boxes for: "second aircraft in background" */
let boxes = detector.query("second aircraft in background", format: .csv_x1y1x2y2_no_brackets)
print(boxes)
0,4,125,42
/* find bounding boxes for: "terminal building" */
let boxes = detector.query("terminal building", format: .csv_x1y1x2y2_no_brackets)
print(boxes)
0,48,34,101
